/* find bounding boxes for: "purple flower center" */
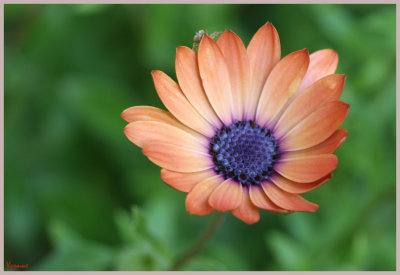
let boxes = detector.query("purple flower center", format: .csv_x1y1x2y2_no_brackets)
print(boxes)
209,120,281,186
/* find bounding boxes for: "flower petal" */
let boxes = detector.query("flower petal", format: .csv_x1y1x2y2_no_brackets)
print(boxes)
274,74,346,139
231,188,260,224
262,181,319,212
256,49,309,127
248,184,289,214
208,179,243,211
151,70,215,137
161,169,216,193
175,46,222,128
270,173,332,194
217,30,250,121
280,101,349,151
185,175,223,215
198,35,234,125
283,129,348,158
246,22,281,120
120,106,202,138
142,142,213,173
121,106,180,126
124,120,209,149
296,49,339,95
275,154,338,183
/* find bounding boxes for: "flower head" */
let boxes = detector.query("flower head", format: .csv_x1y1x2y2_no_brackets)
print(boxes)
121,22,349,224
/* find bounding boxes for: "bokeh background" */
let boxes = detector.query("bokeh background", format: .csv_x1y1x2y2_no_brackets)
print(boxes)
4,4,396,271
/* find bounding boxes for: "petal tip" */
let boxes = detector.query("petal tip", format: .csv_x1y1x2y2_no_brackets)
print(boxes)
175,46,193,65
200,34,213,44
151,70,160,79
315,49,338,60
236,213,260,224
160,169,168,180
326,48,338,57
223,29,234,35
309,203,319,212
176,45,190,54
338,74,347,88
123,124,129,134
122,124,136,142
340,101,350,111
185,204,212,216
262,21,275,30
332,154,339,168
120,108,131,121
289,48,310,61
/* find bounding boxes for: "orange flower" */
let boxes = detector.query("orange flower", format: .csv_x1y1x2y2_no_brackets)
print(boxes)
121,22,349,224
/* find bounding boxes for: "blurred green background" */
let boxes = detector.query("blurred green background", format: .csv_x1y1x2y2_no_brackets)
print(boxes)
4,4,396,271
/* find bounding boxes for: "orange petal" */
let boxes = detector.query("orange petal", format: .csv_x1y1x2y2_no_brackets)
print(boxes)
151,70,215,137
208,179,243,211
271,173,332,194
274,74,346,138
249,185,289,214
120,106,202,139
161,169,216,193
262,181,319,212
246,22,281,120
248,184,289,214
275,154,338,183
120,106,181,127
256,49,309,127
231,188,260,224
284,129,348,158
185,175,223,215
296,49,339,95
280,101,349,151
217,30,250,121
198,35,234,125
142,142,213,173
121,106,170,123
175,46,222,128
124,120,209,149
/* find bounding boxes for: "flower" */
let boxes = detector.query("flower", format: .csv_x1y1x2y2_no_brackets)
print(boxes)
121,22,349,224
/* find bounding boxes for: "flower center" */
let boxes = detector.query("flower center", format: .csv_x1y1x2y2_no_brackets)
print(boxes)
209,120,280,186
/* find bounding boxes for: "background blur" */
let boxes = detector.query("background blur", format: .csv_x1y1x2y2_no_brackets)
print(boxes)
4,4,396,271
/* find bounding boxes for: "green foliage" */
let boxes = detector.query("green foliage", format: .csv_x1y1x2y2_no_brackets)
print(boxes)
113,207,171,270
4,4,395,271
33,220,115,271
34,207,171,271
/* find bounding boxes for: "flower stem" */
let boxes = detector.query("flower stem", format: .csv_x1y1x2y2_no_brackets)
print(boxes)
169,211,226,271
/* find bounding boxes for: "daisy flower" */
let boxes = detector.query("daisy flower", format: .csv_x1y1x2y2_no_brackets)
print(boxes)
121,22,349,224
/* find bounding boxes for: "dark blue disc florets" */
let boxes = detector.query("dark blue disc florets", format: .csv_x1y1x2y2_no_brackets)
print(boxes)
210,120,280,186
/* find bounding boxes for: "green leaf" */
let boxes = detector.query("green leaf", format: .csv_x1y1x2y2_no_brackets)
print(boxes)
115,241,169,271
34,220,114,271
113,206,172,270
